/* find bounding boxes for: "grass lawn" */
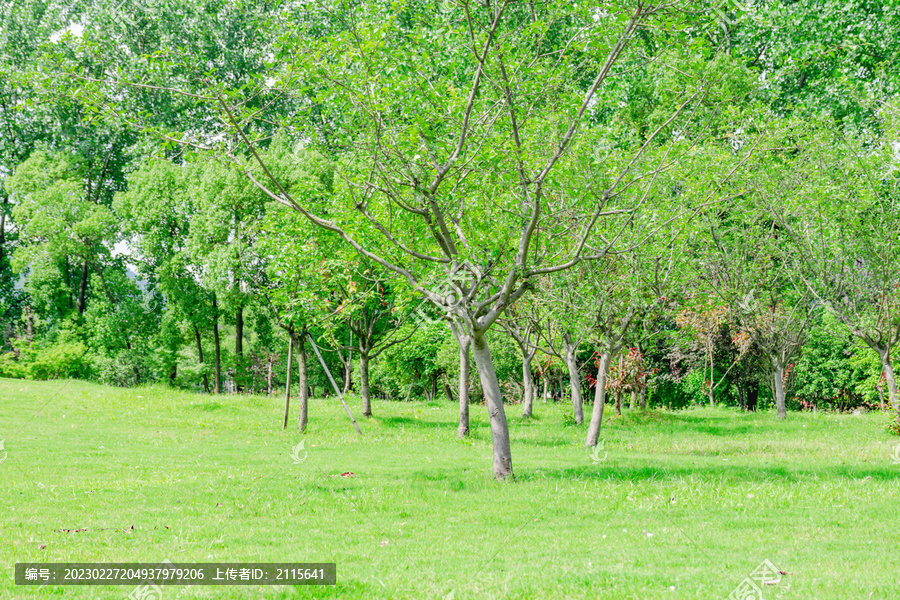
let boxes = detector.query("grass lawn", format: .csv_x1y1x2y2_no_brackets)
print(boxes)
2,376,900,599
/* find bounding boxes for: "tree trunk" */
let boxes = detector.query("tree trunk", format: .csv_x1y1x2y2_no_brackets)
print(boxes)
630,390,637,410
77,259,89,315
442,375,454,403
773,360,786,420
563,333,583,424
639,387,647,409
585,352,611,447
615,390,622,416
471,332,513,480
283,335,293,430
341,351,352,394
541,372,549,403
194,325,210,393
296,335,309,432
707,345,716,407
235,305,244,391
451,324,471,438
212,299,222,395
521,352,535,418
360,350,372,417
874,346,900,411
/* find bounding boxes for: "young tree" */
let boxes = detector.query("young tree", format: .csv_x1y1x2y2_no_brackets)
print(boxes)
697,199,814,419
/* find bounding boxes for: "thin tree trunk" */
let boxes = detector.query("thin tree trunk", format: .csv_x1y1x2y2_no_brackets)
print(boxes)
212,297,222,395
341,350,352,394
77,259,89,315
360,350,372,417
521,352,535,418
639,387,647,409
235,305,244,391
267,355,274,395
442,375,454,403
296,335,309,432
563,333,583,424
541,372,549,403
707,344,716,407
876,347,899,411
585,352,611,447
283,335,293,430
451,324,471,438
471,332,513,480
193,325,210,393
615,354,624,415
630,390,637,410
773,360,786,420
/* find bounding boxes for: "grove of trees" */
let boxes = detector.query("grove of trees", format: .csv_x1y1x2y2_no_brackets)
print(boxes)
1,0,899,478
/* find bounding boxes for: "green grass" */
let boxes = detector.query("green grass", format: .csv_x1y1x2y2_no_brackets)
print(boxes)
2,377,900,599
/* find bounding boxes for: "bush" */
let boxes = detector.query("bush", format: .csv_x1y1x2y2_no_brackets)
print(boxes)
2,339,90,380
93,351,147,387
791,312,873,411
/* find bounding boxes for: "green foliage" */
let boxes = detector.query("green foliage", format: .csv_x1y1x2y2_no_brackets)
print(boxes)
0,338,89,380
791,312,874,411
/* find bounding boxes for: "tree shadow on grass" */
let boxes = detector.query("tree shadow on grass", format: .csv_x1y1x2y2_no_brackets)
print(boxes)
517,463,900,483
379,416,468,430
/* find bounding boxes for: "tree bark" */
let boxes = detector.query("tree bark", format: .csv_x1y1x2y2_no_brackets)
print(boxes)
541,372,549,403
283,335,293,430
194,325,210,393
875,346,899,411
340,350,352,394
360,350,372,417
639,387,647,409
563,333,583,424
521,351,535,418
471,332,513,480
296,335,309,432
235,305,244,391
442,375,454,403
585,352,611,447
773,360,786,420
451,323,471,438
630,390,637,410
212,296,222,395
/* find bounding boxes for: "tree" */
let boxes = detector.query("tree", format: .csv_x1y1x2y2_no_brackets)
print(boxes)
499,306,540,418
323,257,416,417
7,151,120,321
114,158,222,392
69,1,746,477
697,198,814,419
762,111,900,416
